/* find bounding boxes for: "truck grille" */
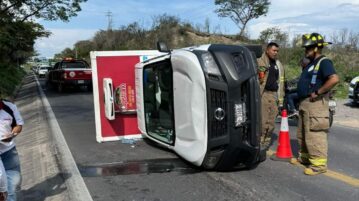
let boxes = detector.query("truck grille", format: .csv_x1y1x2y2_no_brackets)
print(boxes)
210,89,228,138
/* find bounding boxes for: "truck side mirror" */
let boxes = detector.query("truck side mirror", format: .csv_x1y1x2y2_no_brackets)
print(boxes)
157,41,170,53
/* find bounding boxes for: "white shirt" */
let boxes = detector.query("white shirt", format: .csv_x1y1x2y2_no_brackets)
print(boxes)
0,101,24,154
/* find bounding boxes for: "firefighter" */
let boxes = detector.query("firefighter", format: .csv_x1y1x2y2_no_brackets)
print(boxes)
291,33,339,175
257,42,286,153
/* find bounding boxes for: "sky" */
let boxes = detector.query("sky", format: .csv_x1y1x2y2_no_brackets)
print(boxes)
34,0,359,58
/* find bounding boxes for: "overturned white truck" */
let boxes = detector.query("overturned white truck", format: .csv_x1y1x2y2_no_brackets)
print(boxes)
135,44,263,170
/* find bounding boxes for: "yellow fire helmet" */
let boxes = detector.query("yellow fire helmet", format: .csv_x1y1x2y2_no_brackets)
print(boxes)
302,33,332,47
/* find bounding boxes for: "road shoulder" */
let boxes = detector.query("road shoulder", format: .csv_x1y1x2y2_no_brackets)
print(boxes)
14,73,92,200
15,74,70,200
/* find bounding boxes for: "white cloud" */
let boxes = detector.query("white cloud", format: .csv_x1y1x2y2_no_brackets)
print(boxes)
34,0,359,57
35,28,97,58
248,2,359,40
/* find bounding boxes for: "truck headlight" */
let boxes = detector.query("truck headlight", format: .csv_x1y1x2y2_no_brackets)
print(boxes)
234,102,246,127
201,52,221,76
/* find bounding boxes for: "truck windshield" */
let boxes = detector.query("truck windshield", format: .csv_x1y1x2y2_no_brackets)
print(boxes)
143,60,175,145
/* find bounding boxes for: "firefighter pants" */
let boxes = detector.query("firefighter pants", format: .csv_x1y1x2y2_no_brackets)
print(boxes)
261,91,278,149
297,97,330,169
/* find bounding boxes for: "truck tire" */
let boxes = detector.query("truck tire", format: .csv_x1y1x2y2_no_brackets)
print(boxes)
57,83,64,93
87,84,93,92
45,80,52,90
329,111,334,127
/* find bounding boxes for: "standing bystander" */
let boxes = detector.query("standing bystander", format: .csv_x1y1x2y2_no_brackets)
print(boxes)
286,57,310,115
291,33,339,175
257,42,286,153
0,98,24,201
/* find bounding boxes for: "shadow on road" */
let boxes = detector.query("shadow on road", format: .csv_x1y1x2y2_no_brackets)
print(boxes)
18,173,71,201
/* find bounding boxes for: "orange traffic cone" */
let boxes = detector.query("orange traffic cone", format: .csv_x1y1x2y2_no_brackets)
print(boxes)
270,109,293,161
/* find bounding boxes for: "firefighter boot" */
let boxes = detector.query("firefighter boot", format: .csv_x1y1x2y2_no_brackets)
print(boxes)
304,166,327,176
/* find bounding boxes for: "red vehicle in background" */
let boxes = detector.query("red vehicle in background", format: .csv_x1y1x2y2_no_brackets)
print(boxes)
47,58,92,92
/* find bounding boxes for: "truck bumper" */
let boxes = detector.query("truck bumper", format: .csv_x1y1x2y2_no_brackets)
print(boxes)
62,79,92,86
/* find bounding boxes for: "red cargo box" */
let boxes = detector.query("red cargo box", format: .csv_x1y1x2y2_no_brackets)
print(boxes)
90,51,163,142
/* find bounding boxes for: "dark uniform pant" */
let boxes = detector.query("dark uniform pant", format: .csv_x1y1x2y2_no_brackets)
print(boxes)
260,90,278,148
297,97,329,169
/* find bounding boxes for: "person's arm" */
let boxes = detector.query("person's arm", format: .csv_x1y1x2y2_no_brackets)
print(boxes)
11,103,23,137
310,74,339,100
11,125,22,137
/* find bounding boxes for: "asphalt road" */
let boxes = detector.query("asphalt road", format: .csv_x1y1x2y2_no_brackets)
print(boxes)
40,78,359,201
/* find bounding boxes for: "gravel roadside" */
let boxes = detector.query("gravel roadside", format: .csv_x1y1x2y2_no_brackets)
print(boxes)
333,99,359,129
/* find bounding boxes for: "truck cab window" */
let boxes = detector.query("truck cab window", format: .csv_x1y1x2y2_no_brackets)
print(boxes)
143,60,175,145
62,61,88,69
54,63,60,70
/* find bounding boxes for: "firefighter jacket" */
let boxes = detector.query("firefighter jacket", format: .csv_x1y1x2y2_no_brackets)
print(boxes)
257,52,286,106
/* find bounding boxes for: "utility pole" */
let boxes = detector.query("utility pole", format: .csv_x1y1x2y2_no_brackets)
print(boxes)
105,11,113,31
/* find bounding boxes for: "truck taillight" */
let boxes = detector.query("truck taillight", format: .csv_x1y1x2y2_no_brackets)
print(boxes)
84,71,92,75
63,72,67,79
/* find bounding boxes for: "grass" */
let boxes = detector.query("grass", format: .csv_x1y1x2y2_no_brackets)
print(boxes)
0,66,26,99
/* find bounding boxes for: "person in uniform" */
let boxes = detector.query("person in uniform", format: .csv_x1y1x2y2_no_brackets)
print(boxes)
257,42,286,153
291,33,339,175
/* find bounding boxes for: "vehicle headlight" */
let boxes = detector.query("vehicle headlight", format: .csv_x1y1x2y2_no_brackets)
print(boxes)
201,52,221,76
234,102,246,127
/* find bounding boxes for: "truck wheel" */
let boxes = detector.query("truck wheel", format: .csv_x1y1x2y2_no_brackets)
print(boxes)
329,111,334,127
87,85,93,92
57,83,64,93
45,80,51,90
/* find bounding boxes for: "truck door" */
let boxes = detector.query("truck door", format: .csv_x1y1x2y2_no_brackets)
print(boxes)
139,52,208,167
142,57,175,145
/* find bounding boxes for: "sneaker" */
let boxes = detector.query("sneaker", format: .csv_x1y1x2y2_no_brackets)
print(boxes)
304,166,327,176
288,110,299,117
290,157,310,166
293,109,299,115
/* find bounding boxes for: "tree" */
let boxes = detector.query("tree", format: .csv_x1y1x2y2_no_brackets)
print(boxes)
259,27,288,47
0,0,86,66
215,0,270,37
0,0,87,22
54,48,75,59
0,20,49,65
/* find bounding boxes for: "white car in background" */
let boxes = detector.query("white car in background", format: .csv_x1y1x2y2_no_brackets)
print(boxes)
38,66,52,78
348,76,359,104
